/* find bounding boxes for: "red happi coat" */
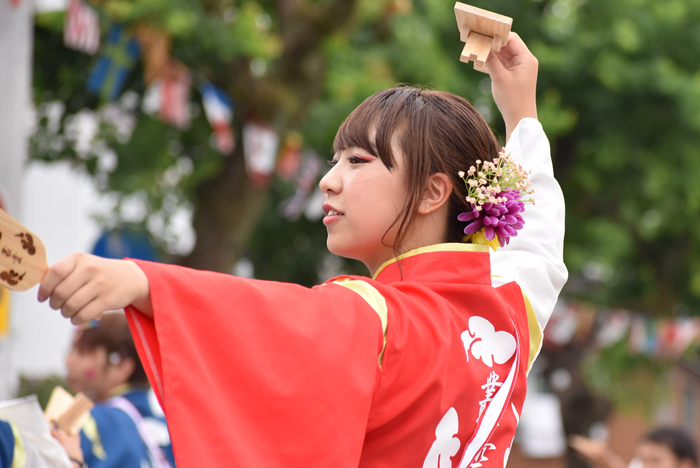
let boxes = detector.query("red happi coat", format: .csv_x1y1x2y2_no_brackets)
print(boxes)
125,243,536,468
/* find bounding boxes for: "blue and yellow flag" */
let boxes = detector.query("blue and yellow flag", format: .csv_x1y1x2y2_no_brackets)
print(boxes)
87,25,141,101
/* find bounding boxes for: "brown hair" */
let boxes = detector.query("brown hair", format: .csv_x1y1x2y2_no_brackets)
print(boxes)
74,312,148,385
333,86,501,255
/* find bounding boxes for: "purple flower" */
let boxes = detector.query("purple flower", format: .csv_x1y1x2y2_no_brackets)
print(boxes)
457,189,526,247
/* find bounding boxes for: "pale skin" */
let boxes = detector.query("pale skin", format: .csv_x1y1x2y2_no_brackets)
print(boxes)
38,32,539,325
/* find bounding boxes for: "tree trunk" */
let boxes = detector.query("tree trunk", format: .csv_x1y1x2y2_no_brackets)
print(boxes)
182,0,359,272
182,142,268,272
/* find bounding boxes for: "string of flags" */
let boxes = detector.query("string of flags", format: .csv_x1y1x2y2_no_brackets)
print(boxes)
545,300,700,360
57,1,327,209
62,2,235,156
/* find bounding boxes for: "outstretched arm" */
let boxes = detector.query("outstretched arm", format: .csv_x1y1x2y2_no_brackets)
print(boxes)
485,33,568,330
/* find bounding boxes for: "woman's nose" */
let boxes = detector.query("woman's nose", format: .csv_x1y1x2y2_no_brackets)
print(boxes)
319,164,341,194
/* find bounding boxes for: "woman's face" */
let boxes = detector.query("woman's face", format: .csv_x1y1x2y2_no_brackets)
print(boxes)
319,141,409,274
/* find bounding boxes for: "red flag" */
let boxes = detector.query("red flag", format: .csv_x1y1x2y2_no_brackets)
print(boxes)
10,0,21,7
159,60,191,129
64,0,100,54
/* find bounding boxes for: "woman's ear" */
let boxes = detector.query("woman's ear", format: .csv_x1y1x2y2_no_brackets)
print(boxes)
418,173,452,215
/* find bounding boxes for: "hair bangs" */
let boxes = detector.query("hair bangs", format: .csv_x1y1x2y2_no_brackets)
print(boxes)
333,89,416,170
333,103,377,156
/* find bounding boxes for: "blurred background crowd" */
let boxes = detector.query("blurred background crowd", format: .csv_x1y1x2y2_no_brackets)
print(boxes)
1,0,700,466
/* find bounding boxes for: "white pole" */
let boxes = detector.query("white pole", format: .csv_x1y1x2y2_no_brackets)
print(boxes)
0,0,34,400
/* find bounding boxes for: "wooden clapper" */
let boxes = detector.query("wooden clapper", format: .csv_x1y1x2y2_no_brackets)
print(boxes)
0,209,48,291
45,387,94,435
454,2,512,72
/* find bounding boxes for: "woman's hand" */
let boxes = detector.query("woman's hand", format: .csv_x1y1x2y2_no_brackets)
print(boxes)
38,254,153,324
484,32,539,142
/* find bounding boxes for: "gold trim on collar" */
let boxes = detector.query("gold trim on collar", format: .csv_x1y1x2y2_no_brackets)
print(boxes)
372,243,489,280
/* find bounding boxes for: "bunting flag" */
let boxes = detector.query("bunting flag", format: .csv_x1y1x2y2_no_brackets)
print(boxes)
159,60,191,129
201,83,235,155
135,26,171,85
10,0,21,7
276,133,303,181
87,25,141,101
280,150,323,221
59,11,239,148
545,299,700,359
64,0,100,54
243,122,280,188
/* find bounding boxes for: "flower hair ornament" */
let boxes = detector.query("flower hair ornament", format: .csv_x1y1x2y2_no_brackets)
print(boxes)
457,148,533,251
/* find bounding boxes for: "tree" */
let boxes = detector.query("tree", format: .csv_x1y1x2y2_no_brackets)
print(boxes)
31,0,700,307
30,2,700,465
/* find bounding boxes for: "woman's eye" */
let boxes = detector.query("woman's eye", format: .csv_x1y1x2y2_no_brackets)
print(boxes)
348,155,370,164
327,159,339,167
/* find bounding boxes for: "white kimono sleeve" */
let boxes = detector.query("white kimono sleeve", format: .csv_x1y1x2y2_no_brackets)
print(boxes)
491,118,568,331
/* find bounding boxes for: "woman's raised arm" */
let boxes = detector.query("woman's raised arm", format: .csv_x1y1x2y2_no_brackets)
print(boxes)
486,32,568,330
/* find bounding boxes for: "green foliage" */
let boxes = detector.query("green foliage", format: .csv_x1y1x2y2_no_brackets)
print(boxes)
29,0,700,313
581,338,682,418
539,0,700,313
18,376,68,410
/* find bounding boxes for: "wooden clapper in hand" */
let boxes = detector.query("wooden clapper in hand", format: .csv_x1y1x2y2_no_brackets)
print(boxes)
0,208,48,291
45,387,94,435
454,2,512,72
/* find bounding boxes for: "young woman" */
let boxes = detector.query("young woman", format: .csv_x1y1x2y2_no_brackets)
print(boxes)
38,33,567,467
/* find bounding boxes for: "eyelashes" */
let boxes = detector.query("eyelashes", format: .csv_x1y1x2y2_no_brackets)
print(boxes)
349,155,372,164
327,155,373,167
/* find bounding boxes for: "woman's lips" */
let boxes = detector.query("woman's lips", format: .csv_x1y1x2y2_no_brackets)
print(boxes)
323,211,343,225
322,205,343,225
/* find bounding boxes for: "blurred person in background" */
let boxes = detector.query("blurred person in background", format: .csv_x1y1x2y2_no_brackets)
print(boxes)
0,418,86,468
65,312,175,468
571,427,698,468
